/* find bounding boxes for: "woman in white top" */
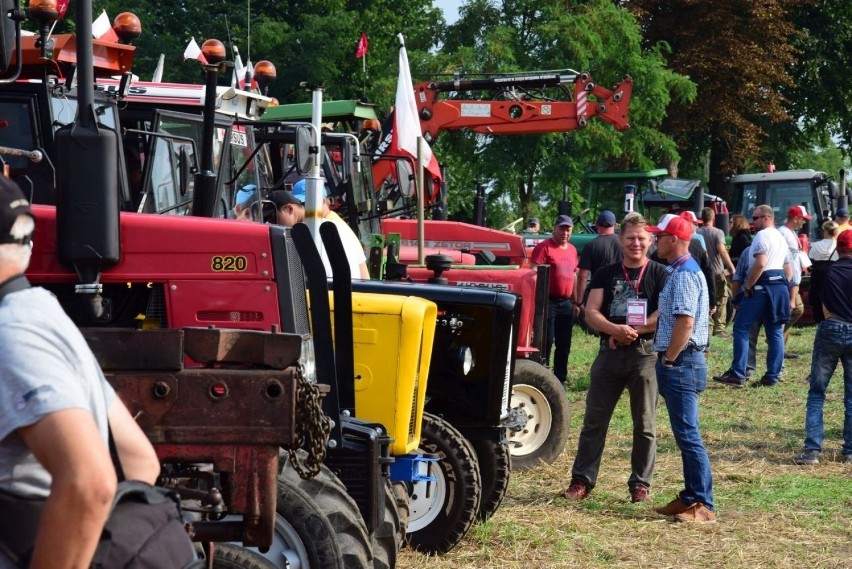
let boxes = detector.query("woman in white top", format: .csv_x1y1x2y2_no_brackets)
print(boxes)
809,220,840,261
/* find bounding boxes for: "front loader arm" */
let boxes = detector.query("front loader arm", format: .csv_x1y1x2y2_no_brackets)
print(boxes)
414,73,632,141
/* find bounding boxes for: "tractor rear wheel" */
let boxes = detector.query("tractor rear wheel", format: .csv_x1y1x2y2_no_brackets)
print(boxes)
469,437,511,522
507,359,571,470
406,412,481,555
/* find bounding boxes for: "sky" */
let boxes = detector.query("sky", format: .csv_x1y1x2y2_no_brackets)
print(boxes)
434,0,463,24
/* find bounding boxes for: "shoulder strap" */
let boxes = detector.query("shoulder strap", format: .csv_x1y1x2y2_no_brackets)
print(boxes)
0,274,30,303
107,425,127,483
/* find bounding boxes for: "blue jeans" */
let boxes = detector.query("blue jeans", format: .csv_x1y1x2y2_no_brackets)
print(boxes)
545,297,574,383
804,320,852,456
656,351,715,510
732,289,784,382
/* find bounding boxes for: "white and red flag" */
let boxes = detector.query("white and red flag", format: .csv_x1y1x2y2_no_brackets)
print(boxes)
183,38,208,65
393,34,441,186
57,0,71,20
92,9,119,42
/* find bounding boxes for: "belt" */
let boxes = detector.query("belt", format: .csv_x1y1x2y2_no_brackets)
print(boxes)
603,337,653,350
657,344,706,358
549,296,573,302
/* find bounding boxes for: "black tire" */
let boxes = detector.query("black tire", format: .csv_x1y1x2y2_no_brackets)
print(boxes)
469,438,511,522
372,480,402,569
391,481,409,538
213,544,278,569
406,412,481,555
278,454,373,569
507,359,571,470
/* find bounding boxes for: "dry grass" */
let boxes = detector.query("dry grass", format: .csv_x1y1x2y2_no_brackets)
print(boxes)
398,325,852,568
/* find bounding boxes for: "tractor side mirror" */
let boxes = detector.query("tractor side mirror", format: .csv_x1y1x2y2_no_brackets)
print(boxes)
395,159,414,198
178,145,192,197
294,125,313,174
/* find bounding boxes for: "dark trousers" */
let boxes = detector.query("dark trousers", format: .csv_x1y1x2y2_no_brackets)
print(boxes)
571,341,658,490
545,297,574,383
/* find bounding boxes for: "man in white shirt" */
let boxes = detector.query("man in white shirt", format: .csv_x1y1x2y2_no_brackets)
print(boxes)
778,205,812,358
715,205,793,387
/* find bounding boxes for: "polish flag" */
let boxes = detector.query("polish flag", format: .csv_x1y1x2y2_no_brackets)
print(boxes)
183,38,208,65
92,10,119,42
393,34,441,185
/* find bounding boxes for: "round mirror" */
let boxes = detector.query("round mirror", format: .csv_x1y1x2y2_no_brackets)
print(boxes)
295,125,313,174
395,159,414,198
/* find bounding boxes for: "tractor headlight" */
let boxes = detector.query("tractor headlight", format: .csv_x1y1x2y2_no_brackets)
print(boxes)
453,345,474,375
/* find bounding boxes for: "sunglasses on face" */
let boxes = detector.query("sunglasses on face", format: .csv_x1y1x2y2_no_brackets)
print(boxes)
752,215,768,221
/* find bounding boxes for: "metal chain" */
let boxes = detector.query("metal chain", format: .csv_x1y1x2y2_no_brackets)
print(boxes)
286,365,331,479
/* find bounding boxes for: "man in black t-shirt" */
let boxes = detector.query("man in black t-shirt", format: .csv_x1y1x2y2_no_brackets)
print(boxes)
562,213,669,504
793,229,852,465
574,210,622,312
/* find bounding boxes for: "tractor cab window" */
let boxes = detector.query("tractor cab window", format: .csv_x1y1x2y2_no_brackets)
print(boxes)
0,99,37,171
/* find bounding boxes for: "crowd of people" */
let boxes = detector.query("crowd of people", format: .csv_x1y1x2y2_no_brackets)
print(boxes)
529,205,852,523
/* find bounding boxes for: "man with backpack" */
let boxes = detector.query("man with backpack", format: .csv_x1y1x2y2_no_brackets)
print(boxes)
0,177,168,568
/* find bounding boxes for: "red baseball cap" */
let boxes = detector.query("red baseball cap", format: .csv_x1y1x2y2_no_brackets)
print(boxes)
679,210,703,225
787,205,813,220
837,229,852,250
647,214,694,241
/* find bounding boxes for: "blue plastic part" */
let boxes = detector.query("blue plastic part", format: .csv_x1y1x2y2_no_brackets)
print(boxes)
389,454,439,483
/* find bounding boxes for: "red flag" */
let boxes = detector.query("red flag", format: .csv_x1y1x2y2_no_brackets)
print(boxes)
57,0,71,19
355,32,369,59
183,38,209,65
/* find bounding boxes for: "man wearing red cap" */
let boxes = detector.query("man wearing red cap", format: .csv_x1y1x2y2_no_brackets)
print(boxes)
779,205,813,358
793,229,852,465
646,214,715,522
716,205,792,387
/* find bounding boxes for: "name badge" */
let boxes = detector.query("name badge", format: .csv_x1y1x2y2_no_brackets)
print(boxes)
627,299,648,326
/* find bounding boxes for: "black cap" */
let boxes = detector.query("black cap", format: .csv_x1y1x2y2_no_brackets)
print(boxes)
527,217,539,226
0,177,34,244
554,214,574,227
270,189,304,209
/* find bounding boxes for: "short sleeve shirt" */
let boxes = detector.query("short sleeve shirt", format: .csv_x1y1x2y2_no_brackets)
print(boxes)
321,211,367,279
578,234,622,274
777,225,803,285
531,238,579,298
653,256,710,352
0,287,115,498
698,226,726,275
589,260,669,340
750,227,789,271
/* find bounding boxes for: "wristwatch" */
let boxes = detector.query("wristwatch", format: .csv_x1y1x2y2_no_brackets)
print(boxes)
745,286,754,297
662,355,677,367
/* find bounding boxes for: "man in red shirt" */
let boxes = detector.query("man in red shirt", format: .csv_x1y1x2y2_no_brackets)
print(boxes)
532,215,579,384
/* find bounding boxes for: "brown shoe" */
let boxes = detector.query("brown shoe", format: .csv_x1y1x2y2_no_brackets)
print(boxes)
561,479,589,500
630,485,651,503
673,502,717,523
653,496,690,515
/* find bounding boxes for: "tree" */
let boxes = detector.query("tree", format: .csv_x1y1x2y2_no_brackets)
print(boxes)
430,0,694,226
627,0,806,197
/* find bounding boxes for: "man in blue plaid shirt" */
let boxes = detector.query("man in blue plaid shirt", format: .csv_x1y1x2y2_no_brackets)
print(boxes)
647,214,715,523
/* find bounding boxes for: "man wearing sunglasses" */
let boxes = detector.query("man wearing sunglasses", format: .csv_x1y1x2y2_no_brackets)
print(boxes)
716,205,792,387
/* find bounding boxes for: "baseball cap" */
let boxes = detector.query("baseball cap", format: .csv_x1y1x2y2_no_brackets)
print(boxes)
837,229,852,250
554,214,574,227
647,213,694,241
291,179,307,203
0,176,34,245
836,207,849,218
678,210,703,225
527,217,539,226
787,205,813,220
235,183,258,206
270,189,304,209
596,210,616,227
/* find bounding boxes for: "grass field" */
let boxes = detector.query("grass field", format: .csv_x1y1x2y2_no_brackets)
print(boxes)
399,325,852,568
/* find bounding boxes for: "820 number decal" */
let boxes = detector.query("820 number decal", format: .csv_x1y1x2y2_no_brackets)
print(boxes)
211,255,248,272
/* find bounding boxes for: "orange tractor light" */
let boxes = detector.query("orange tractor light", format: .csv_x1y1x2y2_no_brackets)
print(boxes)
201,39,226,65
113,12,142,44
